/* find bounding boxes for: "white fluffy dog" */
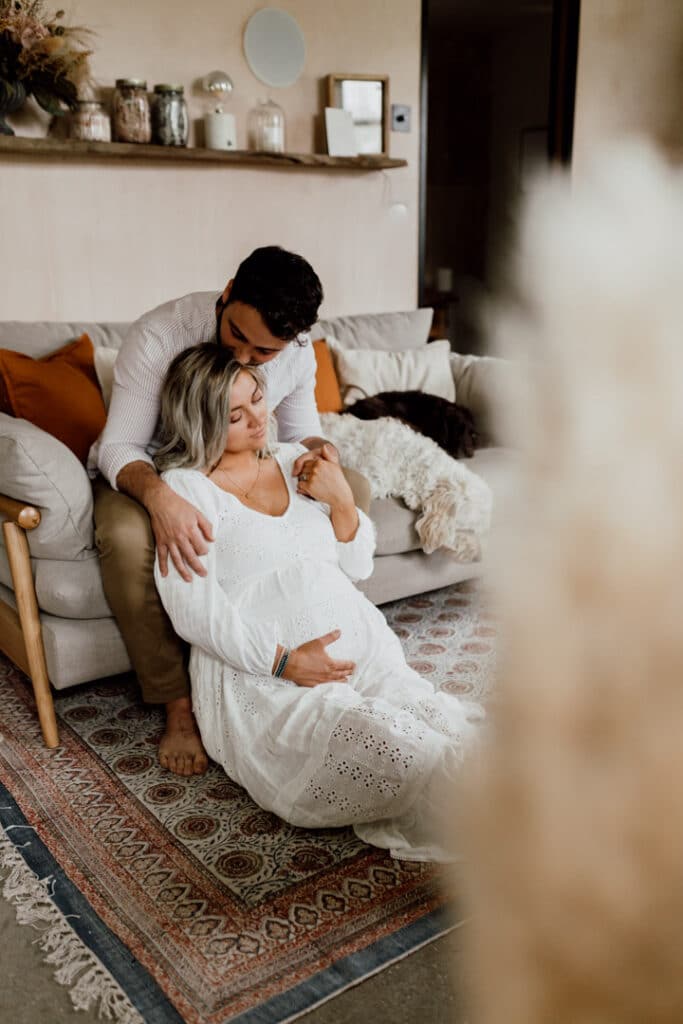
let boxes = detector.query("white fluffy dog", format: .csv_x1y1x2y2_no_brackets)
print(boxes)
457,140,683,1024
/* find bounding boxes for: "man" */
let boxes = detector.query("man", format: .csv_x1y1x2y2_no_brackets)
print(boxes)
90,246,369,777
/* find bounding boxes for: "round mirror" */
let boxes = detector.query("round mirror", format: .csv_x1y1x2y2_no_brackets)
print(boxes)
244,8,306,89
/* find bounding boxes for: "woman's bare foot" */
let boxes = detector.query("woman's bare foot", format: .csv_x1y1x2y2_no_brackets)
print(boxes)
158,696,209,776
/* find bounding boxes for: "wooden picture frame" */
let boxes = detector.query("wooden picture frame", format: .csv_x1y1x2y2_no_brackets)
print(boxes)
326,73,390,157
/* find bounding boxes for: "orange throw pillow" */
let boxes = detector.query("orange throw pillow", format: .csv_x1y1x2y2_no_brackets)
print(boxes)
0,334,107,464
313,339,343,413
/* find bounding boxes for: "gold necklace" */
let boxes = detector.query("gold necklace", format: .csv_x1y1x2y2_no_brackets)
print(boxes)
213,454,261,498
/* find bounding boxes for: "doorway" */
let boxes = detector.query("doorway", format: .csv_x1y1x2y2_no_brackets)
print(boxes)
419,0,580,352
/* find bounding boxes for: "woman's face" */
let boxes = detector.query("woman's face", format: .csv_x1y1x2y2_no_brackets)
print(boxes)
224,370,268,453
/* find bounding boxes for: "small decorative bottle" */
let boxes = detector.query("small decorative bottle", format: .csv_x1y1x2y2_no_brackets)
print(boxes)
112,79,151,144
247,98,285,153
70,100,111,142
151,84,188,146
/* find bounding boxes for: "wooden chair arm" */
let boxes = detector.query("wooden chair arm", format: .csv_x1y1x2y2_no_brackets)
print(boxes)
0,493,41,530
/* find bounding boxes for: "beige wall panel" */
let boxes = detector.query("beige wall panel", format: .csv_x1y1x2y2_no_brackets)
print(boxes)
0,0,421,321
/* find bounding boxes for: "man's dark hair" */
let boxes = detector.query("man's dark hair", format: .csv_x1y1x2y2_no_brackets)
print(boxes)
227,245,323,341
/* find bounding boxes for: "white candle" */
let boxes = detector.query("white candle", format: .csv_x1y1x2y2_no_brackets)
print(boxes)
259,123,283,153
204,111,236,150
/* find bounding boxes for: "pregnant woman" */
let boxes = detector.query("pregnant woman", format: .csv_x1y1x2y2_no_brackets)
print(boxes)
153,343,482,860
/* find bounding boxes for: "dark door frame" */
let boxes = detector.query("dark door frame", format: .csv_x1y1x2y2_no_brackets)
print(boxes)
548,0,582,163
418,0,582,305
417,0,429,307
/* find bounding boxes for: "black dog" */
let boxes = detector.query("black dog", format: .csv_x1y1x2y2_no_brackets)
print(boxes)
343,390,481,459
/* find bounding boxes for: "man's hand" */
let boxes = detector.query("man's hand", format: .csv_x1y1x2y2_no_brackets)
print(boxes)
148,487,214,581
116,462,214,582
275,630,356,687
295,443,355,511
292,440,340,481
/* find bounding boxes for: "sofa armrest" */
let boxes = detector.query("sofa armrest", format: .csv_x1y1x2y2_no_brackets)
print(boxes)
0,492,41,530
0,490,59,749
450,352,519,446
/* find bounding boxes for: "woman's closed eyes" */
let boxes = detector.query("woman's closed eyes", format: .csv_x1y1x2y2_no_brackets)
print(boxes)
230,388,264,424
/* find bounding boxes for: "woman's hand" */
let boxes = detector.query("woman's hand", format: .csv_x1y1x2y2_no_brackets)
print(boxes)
292,441,340,480
295,443,355,512
274,631,356,687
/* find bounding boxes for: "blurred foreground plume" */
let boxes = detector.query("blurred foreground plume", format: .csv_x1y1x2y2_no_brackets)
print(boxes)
459,139,683,1024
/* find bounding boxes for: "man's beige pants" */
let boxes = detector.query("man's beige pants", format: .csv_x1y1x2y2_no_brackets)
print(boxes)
93,468,371,705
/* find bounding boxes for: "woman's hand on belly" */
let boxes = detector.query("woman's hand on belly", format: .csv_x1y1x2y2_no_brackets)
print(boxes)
273,631,355,687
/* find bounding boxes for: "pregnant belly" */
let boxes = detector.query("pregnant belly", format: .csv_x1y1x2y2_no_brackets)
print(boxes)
233,562,374,659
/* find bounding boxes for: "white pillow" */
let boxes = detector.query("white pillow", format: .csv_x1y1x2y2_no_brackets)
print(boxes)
329,338,455,406
93,346,118,411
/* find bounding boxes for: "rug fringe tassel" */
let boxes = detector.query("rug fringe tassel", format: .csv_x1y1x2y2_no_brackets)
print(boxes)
0,831,143,1024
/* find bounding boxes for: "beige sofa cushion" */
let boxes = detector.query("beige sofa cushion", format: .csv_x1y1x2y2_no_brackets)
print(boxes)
372,446,514,557
372,497,421,556
466,446,517,523
450,353,519,445
0,546,109,619
314,309,433,351
0,321,128,359
0,413,95,560
0,581,129,688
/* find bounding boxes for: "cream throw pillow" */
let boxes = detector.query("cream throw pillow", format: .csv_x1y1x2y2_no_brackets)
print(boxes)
329,338,455,406
93,346,118,411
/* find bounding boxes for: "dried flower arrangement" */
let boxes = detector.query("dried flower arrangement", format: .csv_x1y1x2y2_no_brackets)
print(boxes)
0,0,92,134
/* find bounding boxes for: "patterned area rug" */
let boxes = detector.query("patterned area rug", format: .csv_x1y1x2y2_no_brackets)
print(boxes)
0,582,495,1024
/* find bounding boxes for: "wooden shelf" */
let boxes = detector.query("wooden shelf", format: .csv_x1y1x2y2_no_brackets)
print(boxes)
0,135,407,170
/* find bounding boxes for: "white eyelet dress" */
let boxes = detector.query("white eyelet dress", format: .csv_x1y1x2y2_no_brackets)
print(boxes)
154,443,483,861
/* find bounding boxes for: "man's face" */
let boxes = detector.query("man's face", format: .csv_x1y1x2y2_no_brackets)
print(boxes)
217,286,289,366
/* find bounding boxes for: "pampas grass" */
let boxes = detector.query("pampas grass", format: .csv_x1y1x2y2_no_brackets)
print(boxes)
457,139,683,1024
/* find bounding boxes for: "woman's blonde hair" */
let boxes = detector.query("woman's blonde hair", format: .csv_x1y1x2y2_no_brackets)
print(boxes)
154,342,266,473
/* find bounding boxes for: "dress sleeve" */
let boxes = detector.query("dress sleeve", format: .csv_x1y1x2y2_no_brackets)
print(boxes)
335,508,376,581
153,472,279,676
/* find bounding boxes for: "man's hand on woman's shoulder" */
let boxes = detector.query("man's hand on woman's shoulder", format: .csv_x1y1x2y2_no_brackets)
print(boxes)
148,484,214,581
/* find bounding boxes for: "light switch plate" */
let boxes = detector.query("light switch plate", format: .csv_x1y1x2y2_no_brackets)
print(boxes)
391,104,411,132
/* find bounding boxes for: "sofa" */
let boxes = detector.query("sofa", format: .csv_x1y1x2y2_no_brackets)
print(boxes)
0,308,514,747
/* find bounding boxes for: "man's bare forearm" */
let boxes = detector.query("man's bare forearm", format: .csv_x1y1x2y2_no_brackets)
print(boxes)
116,461,167,511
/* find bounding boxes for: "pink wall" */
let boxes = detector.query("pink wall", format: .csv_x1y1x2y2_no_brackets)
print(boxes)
0,0,421,322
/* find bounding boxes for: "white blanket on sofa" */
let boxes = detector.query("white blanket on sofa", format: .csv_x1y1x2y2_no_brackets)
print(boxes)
320,413,492,562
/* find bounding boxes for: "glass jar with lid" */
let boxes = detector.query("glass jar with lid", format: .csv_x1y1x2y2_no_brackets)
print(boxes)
247,98,285,154
70,100,111,142
151,84,189,147
112,79,151,144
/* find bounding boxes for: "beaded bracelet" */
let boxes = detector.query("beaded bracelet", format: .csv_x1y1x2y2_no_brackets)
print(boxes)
274,648,290,678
